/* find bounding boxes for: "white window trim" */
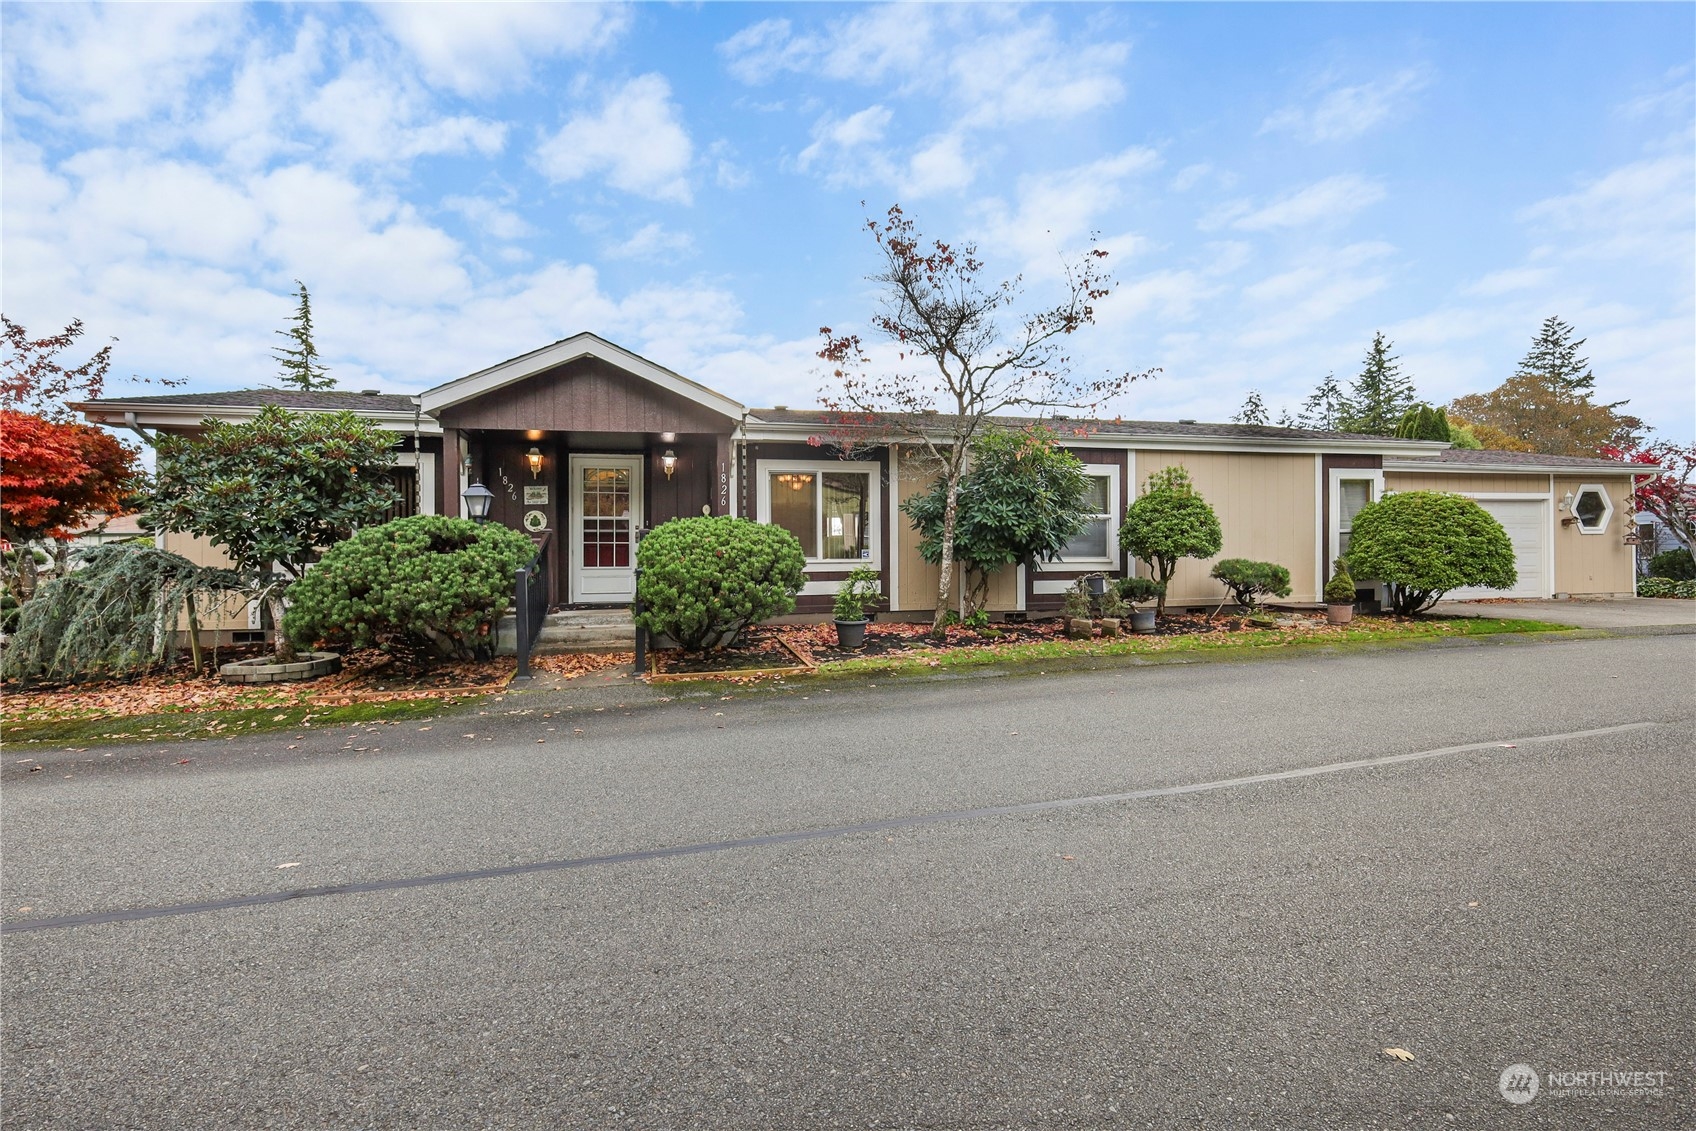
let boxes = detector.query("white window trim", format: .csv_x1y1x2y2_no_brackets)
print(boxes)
755,458,883,568
1329,467,1385,568
1039,465,1121,570
1569,482,1613,535
394,450,437,515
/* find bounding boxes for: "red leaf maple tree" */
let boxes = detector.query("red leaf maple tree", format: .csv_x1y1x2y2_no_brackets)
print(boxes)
1603,441,1696,550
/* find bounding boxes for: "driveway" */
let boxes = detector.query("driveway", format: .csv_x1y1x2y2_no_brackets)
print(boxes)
4,633,1692,1129
1435,595,1696,630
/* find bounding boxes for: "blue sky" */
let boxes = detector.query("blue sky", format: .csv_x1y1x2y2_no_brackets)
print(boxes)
3,2,1692,441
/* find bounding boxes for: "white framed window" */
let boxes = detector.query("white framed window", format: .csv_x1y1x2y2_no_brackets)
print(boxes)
1329,468,1385,566
756,459,882,565
1568,483,1613,534
1043,466,1120,568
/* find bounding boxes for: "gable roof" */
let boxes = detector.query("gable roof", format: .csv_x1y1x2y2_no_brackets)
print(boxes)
419,331,745,421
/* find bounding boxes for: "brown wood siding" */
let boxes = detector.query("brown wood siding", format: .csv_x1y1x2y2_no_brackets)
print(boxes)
1552,474,1638,596
1385,471,1548,494
1321,453,1381,580
439,356,735,434
647,438,714,526
474,437,562,604
1136,451,1323,605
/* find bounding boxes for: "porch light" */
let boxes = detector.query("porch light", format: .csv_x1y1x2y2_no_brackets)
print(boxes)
526,447,543,479
462,482,495,522
1560,491,1574,513
662,449,677,480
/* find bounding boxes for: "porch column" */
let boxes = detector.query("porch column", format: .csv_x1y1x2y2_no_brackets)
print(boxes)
441,427,460,517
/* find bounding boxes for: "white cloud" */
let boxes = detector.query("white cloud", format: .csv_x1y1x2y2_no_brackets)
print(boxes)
301,61,506,166
1519,151,1694,264
1464,267,1553,297
1,2,242,130
604,222,696,261
795,108,972,197
536,75,694,204
442,195,535,241
1213,174,1387,232
1235,243,1395,348
947,16,1128,129
373,3,630,97
1261,68,1429,143
975,147,1162,267
719,9,937,88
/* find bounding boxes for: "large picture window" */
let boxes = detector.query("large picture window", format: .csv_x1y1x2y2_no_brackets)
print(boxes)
758,460,881,564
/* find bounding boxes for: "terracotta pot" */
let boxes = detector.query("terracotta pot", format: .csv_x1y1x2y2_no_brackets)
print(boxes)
1326,603,1355,626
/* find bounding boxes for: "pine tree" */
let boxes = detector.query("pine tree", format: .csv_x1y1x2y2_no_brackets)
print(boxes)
1516,316,1594,393
1275,407,1296,428
1298,371,1350,432
1395,404,1451,441
1344,332,1417,436
272,281,334,391
1233,389,1269,426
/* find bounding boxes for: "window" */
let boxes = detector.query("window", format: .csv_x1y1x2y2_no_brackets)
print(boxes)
1058,471,1115,562
758,460,881,563
1337,478,1372,559
1570,484,1613,534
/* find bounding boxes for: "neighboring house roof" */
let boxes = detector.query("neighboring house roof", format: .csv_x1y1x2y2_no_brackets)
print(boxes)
419,331,746,421
76,388,432,434
744,407,1450,453
1384,449,1656,474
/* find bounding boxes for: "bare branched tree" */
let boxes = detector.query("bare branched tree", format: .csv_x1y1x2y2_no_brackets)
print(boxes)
817,205,1152,631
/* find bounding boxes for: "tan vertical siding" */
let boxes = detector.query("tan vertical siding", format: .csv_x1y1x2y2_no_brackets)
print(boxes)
1383,471,1547,494
1552,475,1638,596
163,531,254,631
1131,452,1320,604
895,458,1021,613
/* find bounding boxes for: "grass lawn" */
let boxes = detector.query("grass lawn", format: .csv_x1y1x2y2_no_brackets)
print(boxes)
2,696,481,748
810,615,1570,680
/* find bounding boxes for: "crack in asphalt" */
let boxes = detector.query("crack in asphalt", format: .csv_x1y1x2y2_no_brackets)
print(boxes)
1,720,1665,935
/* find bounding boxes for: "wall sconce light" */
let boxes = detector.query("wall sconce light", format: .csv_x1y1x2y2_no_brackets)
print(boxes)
461,482,494,522
1560,491,1574,513
526,446,543,479
662,449,677,480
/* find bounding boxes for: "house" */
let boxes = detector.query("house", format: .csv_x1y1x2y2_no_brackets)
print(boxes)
79,332,1648,634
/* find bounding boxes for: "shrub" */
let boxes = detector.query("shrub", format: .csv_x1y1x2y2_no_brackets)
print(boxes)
1098,587,1128,619
1647,548,1695,581
1639,577,1696,599
832,565,882,621
1346,492,1516,615
283,516,537,662
1115,576,1166,605
1119,467,1223,614
1324,560,1358,604
1209,558,1292,611
1061,579,1093,620
635,517,806,651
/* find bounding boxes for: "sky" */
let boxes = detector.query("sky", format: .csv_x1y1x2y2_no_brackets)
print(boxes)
3,2,1692,442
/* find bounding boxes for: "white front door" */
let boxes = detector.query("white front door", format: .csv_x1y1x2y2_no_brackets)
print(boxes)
569,455,643,603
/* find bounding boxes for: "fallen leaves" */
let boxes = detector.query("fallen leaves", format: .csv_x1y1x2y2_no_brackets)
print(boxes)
1383,1048,1416,1062
276,862,301,869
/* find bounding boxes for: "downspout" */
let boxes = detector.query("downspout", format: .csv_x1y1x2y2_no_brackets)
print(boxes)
122,411,156,447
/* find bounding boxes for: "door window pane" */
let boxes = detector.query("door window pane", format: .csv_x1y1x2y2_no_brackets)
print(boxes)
582,467,632,567
822,473,870,559
769,472,818,557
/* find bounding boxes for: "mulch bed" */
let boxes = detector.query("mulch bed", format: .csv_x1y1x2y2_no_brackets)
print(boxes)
649,631,808,679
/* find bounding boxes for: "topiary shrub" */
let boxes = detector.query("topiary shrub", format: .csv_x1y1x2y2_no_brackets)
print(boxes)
1115,576,1166,605
635,516,806,651
1209,558,1292,611
1346,492,1516,615
1119,467,1223,615
832,565,882,622
1639,576,1696,599
283,515,538,662
1324,560,1358,604
1647,548,1695,581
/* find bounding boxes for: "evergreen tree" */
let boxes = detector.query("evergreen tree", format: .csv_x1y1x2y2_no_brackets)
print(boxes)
1516,316,1594,394
272,281,334,391
1275,407,1296,428
1233,389,1269,426
1344,332,1417,436
1395,404,1451,441
1298,371,1350,431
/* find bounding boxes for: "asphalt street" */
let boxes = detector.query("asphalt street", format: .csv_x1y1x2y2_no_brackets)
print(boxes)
3,632,1692,1129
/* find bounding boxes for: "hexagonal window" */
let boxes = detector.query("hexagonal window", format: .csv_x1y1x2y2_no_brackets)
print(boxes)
1571,484,1612,534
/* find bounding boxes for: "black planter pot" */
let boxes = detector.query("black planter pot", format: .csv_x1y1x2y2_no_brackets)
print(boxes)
1129,608,1157,634
834,618,869,649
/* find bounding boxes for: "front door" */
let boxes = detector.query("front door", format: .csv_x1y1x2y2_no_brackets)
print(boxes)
569,455,643,603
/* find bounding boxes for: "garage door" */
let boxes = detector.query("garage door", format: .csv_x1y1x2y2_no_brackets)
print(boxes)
1447,498,1548,600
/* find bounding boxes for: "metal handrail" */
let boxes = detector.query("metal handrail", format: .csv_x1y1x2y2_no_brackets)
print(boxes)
512,531,552,681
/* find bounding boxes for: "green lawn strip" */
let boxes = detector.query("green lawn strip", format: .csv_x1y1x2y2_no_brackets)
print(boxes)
2,695,480,747
811,616,1568,679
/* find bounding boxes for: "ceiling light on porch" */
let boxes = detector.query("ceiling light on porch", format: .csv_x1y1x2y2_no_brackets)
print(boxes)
527,446,543,478
660,431,677,443
526,429,545,441
662,449,677,480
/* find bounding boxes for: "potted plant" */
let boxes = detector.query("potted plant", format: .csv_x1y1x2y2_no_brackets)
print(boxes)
1062,579,1095,639
832,565,882,648
1324,560,1357,625
1116,576,1164,634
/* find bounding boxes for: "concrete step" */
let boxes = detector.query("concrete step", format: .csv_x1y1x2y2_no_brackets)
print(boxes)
496,608,635,655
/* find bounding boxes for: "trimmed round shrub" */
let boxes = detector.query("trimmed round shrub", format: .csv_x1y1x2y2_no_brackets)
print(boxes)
1209,558,1292,611
284,515,538,661
1119,467,1223,614
1647,548,1695,581
1346,492,1516,615
636,517,806,651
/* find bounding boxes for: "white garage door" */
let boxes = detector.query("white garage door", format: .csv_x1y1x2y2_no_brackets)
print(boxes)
1447,498,1548,600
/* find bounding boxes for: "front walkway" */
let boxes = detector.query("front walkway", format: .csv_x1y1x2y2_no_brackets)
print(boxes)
1434,596,1696,631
